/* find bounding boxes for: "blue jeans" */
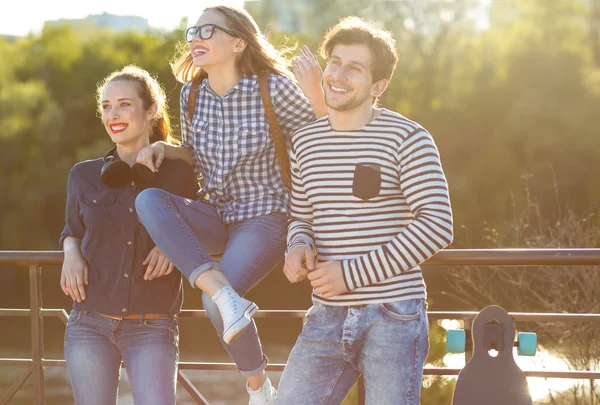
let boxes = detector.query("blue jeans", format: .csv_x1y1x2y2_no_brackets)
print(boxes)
276,299,429,405
135,188,287,376
64,310,179,405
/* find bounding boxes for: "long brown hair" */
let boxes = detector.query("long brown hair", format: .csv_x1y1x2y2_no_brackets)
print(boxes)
171,6,293,84
96,65,174,144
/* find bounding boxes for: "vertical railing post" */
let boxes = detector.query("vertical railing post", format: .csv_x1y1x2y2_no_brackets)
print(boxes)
29,264,45,405
464,318,473,364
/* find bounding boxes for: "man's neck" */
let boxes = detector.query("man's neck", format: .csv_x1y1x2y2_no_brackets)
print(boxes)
205,62,243,97
328,103,379,131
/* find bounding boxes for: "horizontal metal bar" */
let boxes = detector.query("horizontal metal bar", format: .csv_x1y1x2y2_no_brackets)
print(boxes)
2,359,597,379
0,308,69,322
426,249,600,266
2,249,600,266
0,251,65,266
0,309,31,316
4,308,597,323
0,359,33,366
427,312,600,322
42,309,69,325
178,363,600,379
523,370,600,379
424,368,600,379
180,310,600,322
180,309,306,319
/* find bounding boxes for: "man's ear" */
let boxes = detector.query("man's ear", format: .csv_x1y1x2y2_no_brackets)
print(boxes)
233,39,247,53
370,79,389,98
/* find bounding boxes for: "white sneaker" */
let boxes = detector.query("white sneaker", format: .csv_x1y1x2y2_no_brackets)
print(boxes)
212,285,258,345
248,376,276,405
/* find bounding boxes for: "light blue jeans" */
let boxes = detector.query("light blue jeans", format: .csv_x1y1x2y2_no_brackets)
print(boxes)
135,188,287,376
64,310,179,405
276,299,430,405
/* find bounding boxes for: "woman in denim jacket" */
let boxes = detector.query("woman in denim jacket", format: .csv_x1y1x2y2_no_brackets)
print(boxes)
59,65,198,405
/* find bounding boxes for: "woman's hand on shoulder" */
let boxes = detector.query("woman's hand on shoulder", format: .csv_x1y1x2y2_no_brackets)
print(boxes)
136,142,165,173
60,247,89,303
292,45,324,102
143,245,174,281
292,45,327,117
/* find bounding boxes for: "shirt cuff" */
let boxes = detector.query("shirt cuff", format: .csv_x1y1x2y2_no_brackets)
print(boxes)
341,259,360,292
285,239,316,261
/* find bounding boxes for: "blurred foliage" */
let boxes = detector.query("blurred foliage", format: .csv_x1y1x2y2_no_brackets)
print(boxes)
2,0,599,249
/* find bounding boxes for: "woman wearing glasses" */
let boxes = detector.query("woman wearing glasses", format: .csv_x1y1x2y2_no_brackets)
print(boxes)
134,5,325,404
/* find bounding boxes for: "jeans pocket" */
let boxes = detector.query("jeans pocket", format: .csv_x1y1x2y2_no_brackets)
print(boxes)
66,310,84,327
305,303,326,318
143,318,178,344
64,310,84,342
379,299,421,321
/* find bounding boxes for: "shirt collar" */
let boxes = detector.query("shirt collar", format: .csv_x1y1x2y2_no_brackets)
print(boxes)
233,75,258,95
103,146,120,162
199,75,258,96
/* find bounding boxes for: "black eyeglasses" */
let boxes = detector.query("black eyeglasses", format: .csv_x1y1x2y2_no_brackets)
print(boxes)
185,24,236,42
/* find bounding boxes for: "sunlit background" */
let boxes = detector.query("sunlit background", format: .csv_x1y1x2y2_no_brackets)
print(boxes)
0,0,245,37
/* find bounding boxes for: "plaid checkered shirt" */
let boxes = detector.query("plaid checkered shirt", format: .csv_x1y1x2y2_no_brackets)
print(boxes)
180,73,315,223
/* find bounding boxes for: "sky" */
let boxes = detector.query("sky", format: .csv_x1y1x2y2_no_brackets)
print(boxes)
0,0,246,36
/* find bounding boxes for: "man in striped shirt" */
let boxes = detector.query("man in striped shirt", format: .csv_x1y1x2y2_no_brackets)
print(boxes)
276,17,454,405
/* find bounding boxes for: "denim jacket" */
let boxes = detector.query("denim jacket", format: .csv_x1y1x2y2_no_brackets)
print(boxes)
59,154,199,317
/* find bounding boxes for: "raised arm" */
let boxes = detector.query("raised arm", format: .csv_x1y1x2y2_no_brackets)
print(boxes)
292,45,327,118
135,83,196,172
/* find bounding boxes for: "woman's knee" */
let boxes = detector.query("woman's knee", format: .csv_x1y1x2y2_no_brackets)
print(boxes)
135,188,165,219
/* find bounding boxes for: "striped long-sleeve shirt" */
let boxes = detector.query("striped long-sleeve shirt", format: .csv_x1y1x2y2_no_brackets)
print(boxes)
287,109,453,306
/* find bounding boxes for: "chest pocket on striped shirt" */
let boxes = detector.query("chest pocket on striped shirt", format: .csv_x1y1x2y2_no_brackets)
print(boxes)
239,122,267,154
352,163,382,200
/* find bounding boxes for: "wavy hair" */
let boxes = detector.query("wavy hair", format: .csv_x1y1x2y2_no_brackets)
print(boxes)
171,6,294,84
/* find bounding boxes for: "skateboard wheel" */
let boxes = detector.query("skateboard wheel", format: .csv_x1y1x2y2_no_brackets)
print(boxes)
517,332,537,356
446,329,466,353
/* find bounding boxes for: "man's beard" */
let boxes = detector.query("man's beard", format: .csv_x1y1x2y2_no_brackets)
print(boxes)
324,91,369,112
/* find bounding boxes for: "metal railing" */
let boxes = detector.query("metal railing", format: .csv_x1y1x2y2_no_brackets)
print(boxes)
1,249,600,405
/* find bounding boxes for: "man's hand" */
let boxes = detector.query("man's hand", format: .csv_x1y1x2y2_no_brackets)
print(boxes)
307,260,348,299
144,246,174,280
283,245,315,283
60,249,89,303
136,142,165,173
